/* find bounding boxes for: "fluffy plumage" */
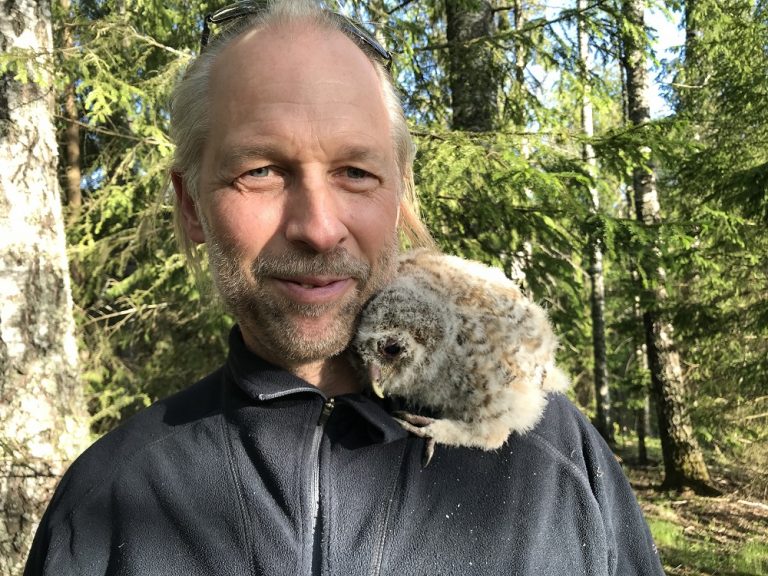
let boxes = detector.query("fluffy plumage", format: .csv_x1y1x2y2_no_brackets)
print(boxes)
352,249,569,464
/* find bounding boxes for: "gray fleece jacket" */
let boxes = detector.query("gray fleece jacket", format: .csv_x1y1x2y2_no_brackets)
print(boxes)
25,327,665,575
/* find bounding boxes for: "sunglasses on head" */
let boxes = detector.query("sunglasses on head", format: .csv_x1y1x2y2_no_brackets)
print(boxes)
200,1,392,70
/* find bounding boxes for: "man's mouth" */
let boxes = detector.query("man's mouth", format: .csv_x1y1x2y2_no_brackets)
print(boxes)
283,276,347,288
289,278,338,288
273,276,355,304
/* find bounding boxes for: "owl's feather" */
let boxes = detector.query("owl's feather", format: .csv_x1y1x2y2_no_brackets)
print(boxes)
352,249,569,463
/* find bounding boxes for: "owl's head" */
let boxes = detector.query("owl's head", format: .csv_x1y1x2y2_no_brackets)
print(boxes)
352,278,451,398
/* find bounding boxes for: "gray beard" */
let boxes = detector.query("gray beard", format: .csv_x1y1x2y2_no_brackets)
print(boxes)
205,232,398,364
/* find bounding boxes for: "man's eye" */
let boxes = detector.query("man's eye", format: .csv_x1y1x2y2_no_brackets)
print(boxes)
246,166,272,178
346,167,371,179
232,166,284,192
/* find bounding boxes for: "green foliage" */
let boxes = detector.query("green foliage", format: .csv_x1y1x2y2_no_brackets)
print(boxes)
415,130,582,265
412,127,599,383
51,0,230,431
0,48,53,86
653,0,768,479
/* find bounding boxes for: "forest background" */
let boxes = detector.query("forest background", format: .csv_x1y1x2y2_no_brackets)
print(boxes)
1,0,766,574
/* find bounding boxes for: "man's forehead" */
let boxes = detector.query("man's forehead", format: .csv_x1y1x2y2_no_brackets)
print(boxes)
205,21,389,130
211,20,381,87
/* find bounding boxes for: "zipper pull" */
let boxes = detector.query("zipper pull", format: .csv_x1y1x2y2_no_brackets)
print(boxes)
318,398,335,426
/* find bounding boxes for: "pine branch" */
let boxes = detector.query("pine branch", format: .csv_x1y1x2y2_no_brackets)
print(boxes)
386,0,418,15
413,0,609,52
54,115,167,145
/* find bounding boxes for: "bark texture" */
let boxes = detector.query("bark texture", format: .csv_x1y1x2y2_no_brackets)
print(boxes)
0,1,89,573
445,0,498,131
60,0,81,222
578,0,613,444
621,0,713,493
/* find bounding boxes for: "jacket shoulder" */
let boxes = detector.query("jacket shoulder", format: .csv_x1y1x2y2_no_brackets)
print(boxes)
519,393,618,490
530,393,604,453
519,394,665,574
46,367,226,518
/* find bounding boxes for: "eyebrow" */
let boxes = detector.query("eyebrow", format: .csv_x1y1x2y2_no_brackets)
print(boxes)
334,145,389,167
219,143,388,173
219,144,283,172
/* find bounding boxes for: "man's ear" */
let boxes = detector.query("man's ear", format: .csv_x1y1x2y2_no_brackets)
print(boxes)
172,171,206,244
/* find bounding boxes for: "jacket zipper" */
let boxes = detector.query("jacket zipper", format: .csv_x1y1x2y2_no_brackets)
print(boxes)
308,398,335,575
367,440,407,576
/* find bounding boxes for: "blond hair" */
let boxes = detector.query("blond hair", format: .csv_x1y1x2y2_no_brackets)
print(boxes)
169,0,434,278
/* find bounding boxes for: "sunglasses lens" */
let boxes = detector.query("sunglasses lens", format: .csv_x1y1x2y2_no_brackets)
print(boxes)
335,15,391,65
209,2,261,24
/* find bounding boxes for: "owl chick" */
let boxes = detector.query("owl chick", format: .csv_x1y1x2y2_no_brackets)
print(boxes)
352,249,569,465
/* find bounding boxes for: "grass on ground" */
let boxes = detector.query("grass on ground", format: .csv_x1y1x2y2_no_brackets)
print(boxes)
617,439,768,576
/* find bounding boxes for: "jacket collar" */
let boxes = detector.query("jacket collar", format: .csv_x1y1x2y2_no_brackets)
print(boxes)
226,325,320,402
225,325,408,443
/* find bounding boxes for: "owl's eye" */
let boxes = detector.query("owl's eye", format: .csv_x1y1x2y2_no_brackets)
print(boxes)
378,339,404,360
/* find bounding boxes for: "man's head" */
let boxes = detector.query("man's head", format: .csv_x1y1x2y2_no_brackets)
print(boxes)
171,0,432,267
169,0,433,369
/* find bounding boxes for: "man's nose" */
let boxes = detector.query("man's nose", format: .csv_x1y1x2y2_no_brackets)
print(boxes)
283,173,349,253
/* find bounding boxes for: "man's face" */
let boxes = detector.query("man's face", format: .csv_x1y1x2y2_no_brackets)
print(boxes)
190,23,401,366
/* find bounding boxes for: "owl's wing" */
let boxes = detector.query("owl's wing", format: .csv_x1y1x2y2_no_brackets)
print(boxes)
472,292,567,394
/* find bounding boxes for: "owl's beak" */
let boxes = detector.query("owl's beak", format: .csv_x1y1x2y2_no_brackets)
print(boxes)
369,365,385,399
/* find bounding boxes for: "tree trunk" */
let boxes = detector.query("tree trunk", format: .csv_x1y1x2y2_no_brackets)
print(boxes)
620,0,713,494
636,398,649,465
445,0,498,131
679,0,703,112
63,84,81,216
508,0,530,290
60,0,82,223
624,184,652,465
578,0,613,445
0,1,90,573
511,0,526,128
683,0,701,72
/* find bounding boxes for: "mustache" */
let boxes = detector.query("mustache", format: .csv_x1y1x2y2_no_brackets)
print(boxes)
250,248,371,281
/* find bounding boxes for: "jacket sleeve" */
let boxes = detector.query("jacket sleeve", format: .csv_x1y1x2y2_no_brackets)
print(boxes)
24,509,52,576
583,419,666,575
23,472,73,576
533,395,666,574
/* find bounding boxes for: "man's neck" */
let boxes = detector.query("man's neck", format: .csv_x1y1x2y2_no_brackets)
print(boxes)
240,328,362,396
291,355,362,397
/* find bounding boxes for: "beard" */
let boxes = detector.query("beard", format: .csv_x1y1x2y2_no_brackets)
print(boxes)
205,230,398,364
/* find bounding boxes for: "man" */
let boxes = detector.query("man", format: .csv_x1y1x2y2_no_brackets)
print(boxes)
25,1,666,574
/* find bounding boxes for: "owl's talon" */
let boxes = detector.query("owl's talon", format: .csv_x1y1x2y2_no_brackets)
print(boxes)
422,438,436,467
392,412,437,467
394,411,434,428
392,416,430,438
